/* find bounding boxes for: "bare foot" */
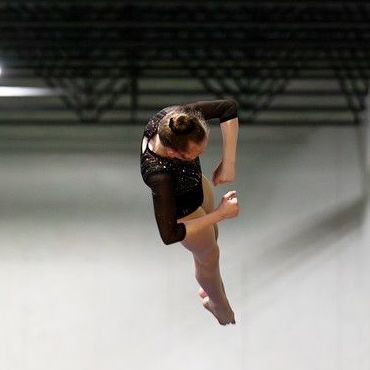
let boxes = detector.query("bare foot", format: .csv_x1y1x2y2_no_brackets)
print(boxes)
202,297,236,325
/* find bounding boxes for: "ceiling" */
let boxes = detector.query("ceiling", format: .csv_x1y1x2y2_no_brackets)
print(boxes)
0,0,369,125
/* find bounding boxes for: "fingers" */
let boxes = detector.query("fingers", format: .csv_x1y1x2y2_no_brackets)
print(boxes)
212,173,227,186
212,168,235,187
218,190,240,218
213,173,235,186
214,178,228,186
223,190,237,200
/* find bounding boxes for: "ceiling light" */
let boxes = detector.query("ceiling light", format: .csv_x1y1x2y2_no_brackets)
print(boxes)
0,87,61,97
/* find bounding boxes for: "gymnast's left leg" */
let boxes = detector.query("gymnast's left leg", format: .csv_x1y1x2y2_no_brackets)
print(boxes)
198,175,224,299
201,175,218,240
178,175,235,324
179,207,235,325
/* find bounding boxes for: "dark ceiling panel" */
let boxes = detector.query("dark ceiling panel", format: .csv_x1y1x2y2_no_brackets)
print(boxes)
0,1,369,124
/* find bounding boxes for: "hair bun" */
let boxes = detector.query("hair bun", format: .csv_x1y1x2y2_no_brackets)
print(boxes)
169,115,196,135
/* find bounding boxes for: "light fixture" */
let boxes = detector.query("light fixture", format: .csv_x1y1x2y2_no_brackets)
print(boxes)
0,87,62,97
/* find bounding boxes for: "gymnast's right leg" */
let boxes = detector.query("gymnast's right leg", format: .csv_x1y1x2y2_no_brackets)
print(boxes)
179,207,235,325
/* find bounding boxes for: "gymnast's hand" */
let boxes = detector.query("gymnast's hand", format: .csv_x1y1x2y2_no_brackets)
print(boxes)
216,191,239,219
212,160,236,186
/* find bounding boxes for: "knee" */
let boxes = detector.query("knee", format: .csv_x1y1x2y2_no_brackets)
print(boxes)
196,246,220,270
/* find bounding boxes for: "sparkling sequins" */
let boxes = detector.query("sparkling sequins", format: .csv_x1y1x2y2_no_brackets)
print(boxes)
141,145,202,195
140,109,204,217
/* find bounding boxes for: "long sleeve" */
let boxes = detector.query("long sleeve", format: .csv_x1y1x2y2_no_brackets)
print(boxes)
183,99,239,185
146,173,186,245
183,99,238,123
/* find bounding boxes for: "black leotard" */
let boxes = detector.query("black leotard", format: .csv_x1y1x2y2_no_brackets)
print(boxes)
140,100,237,245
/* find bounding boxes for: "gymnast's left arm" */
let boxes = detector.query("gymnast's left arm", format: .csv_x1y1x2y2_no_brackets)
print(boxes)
182,99,239,186
212,111,239,186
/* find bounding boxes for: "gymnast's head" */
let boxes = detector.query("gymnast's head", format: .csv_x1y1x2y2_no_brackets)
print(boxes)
158,108,209,161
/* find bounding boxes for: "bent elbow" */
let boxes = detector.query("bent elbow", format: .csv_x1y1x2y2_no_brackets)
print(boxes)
228,99,238,117
227,98,237,110
220,99,238,123
162,238,176,246
157,223,186,245
160,229,185,245
161,235,178,245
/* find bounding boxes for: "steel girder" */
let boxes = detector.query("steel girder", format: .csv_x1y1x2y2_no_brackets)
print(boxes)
0,1,369,124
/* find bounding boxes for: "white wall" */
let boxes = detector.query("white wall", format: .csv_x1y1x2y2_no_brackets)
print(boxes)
0,123,369,370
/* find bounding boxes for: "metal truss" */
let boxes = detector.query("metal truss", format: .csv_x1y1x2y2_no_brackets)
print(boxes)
0,1,369,124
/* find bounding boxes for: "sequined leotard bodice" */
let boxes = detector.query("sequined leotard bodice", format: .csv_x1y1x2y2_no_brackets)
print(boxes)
140,100,237,245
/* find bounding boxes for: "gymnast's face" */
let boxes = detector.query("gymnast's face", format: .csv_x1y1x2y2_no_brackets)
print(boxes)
170,137,209,161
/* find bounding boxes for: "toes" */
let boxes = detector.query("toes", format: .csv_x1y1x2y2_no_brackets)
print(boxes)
201,297,236,325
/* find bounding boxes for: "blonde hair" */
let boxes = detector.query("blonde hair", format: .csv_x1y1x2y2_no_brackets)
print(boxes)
158,107,208,152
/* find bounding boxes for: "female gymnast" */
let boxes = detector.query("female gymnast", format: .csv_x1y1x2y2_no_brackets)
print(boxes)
140,100,239,325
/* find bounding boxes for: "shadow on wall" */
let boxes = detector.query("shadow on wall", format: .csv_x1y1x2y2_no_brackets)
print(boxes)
239,195,367,302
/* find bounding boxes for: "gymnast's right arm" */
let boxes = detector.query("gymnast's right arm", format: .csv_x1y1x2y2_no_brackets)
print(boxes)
146,173,186,245
147,173,239,245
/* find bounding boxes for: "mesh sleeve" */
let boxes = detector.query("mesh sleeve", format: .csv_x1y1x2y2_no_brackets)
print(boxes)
146,173,186,245
183,99,238,123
